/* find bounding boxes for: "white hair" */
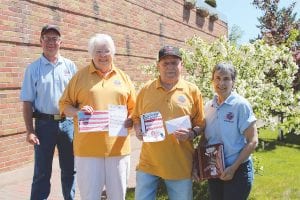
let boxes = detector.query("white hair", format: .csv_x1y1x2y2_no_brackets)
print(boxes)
88,34,116,56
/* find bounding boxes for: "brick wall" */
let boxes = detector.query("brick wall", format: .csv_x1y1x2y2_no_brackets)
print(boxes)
0,0,227,172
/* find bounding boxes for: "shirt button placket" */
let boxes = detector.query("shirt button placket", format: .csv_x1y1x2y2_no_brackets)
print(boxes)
166,94,172,110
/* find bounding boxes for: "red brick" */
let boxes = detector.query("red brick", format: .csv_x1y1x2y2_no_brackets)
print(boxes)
0,0,227,172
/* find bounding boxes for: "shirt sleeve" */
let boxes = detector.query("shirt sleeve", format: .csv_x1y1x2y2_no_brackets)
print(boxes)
71,61,78,75
131,87,145,124
126,75,136,116
20,64,36,102
238,101,257,134
59,73,78,115
191,87,205,128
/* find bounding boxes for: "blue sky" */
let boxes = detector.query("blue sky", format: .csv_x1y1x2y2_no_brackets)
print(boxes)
217,0,300,44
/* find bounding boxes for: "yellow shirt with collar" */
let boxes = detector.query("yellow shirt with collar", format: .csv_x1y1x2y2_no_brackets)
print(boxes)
59,62,136,157
132,77,205,179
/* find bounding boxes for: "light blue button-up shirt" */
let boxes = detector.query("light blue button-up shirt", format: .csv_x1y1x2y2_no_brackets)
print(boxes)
204,92,256,167
20,55,77,114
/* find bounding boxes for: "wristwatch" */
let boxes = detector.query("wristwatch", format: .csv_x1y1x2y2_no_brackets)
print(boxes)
191,128,199,137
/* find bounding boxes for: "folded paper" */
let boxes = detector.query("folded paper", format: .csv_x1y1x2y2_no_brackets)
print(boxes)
165,115,192,134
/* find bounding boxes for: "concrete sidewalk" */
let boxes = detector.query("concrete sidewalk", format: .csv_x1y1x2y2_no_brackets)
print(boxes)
0,136,141,200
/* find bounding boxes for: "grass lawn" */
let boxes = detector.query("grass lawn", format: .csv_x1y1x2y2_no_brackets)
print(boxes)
126,130,300,200
249,130,300,200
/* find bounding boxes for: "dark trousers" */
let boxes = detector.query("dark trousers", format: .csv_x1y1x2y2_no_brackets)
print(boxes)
30,119,75,200
208,159,254,200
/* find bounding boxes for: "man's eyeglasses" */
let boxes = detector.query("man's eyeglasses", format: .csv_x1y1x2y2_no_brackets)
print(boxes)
42,36,61,43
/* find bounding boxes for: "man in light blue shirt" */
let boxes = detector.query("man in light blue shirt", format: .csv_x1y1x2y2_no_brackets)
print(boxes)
20,24,77,200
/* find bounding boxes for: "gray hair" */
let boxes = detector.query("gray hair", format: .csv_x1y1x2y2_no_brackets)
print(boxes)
212,62,237,81
88,34,116,56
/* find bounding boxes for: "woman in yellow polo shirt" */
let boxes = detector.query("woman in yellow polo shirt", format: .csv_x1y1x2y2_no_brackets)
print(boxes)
59,34,135,200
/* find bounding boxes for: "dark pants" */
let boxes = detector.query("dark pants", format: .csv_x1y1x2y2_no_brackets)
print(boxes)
30,118,75,200
208,159,254,200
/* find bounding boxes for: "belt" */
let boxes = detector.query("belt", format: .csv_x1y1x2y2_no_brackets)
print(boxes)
33,112,65,121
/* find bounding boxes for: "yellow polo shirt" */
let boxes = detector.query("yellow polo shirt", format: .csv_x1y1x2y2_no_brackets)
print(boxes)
59,62,136,157
132,77,205,180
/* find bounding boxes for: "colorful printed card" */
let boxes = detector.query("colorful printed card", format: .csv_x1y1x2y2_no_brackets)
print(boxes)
78,111,109,133
140,111,165,142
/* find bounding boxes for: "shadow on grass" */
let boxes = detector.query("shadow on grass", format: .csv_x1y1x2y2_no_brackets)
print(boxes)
283,132,300,146
126,179,209,200
257,132,300,151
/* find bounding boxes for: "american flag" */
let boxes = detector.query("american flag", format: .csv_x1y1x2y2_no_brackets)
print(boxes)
78,111,109,133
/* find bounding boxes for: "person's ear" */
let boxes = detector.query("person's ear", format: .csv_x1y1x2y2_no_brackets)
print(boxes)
156,61,160,68
180,61,184,68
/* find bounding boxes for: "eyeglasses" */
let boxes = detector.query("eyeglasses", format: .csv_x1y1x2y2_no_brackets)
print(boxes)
95,49,111,56
42,36,61,43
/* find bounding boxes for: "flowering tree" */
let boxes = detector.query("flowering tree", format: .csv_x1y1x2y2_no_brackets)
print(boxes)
141,36,300,134
182,36,300,134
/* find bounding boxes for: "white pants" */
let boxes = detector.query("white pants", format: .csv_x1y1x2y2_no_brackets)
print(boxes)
75,155,130,200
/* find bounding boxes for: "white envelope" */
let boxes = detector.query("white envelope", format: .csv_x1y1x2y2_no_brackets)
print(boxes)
165,115,192,134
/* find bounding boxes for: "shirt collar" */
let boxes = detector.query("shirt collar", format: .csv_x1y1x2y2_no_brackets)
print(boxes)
155,76,185,90
41,54,62,66
88,61,116,77
212,91,236,107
